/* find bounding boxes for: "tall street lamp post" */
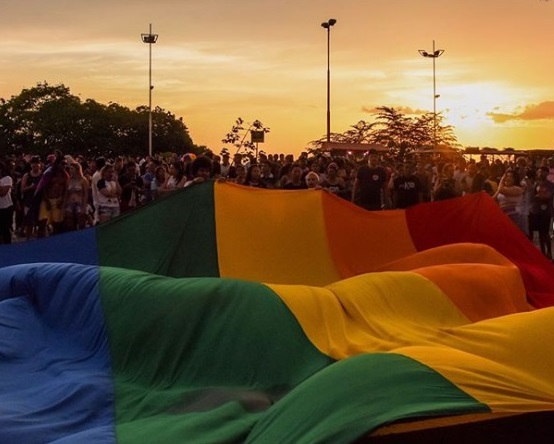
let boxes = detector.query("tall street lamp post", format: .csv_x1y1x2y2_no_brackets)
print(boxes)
418,40,444,150
141,23,158,157
321,18,337,143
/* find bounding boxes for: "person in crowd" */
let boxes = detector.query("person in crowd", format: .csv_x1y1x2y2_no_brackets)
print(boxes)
351,149,387,210
0,161,14,244
184,156,213,188
415,162,433,202
546,157,554,184
282,164,308,190
520,168,537,236
157,161,186,195
113,156,125,176
182,153,195,179
493,169,524,228
490,158,505,182
260,162,277,189
220,153,232,178
512,156,528,186
227,153,243,180
244,165,266,188
34,151,69,237
305,171,321,189
119,160,143,213
211,158,222,179
62,161,89,231
528,166,554,259
390,162,422,209
433,163,460,201
91,156,106,225
151,166,167,200
233,164,247,185
20,156,43,238
96,163,122,223
278,163,292,188
461,161,487,194
141,160,157,204
453,158,467,196
341,167,357,202
320,162,345,196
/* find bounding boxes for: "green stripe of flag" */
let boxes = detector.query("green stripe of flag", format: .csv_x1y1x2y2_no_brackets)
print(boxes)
97,182,219,278
247,353,490,444
99,267,333,444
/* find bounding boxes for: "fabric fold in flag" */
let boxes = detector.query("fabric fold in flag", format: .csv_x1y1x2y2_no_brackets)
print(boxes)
2,182,554,442
2,261,554,443
1,182,552,306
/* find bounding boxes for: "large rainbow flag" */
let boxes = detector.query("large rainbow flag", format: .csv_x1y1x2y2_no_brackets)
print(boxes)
1,181,554,443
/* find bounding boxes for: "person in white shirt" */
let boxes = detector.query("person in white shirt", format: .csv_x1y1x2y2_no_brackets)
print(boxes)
96,164,122,223
0,161,14,244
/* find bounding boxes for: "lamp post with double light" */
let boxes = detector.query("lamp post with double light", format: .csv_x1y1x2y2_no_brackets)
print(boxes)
141,23,158,157
418,40,444,150
321,18,337,143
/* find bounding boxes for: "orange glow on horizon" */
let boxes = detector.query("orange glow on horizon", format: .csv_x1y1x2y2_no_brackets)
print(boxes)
0,1,553,156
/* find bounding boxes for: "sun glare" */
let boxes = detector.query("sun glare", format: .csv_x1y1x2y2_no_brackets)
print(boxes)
437,82,529,131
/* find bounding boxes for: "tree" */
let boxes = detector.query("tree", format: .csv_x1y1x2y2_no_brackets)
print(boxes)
221,117,270,159
308,106,460,160
0,82,201,158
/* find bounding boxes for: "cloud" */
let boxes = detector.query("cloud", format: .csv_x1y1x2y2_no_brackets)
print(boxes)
487,101,554,123
361,106,429,115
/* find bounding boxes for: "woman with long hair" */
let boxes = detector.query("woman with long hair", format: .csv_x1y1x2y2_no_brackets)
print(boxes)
157,161,186,195
63,162,90,231
244,164,266,188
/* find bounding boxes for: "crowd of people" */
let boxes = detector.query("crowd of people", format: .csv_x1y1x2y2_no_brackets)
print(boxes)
0,148,553,259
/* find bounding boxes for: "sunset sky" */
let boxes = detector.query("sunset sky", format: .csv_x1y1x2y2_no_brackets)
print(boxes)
1,0,553,156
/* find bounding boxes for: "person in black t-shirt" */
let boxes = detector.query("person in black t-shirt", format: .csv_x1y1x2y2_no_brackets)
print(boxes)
390,162,422,209
351,150,387,210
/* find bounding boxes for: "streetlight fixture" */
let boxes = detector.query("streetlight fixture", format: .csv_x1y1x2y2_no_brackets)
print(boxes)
141,23,158,157
418,40,444,150
321,18,337,143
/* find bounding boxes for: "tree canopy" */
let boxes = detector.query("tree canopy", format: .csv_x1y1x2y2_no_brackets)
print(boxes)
310,106,460,160
0,82,200,158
